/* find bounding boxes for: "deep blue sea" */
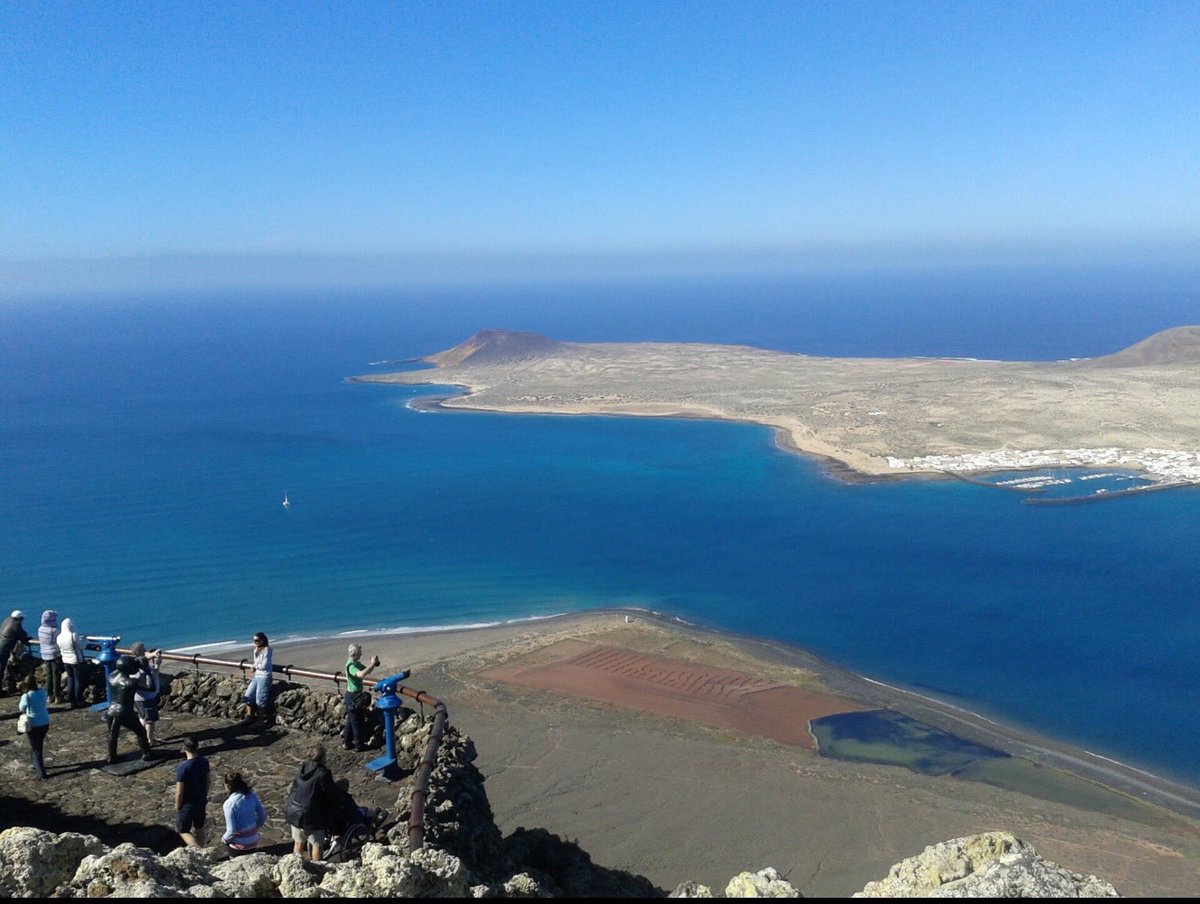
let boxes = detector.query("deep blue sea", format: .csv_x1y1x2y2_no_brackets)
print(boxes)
3,269,1199,785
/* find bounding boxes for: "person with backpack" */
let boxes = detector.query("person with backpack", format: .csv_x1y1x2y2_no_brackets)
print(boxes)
343,644,380,752
285,744,340,861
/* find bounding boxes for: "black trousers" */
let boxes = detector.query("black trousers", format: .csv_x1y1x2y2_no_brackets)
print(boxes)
344,692,364,747
27,723,49,775
107,709,151,761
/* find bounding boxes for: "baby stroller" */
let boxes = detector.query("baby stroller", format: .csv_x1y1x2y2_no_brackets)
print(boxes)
324,788,390,863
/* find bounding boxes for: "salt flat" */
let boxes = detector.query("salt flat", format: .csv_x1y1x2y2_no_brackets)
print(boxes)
354,327,1200,484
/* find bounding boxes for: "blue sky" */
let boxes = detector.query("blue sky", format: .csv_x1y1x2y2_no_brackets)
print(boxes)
2,1,1198,290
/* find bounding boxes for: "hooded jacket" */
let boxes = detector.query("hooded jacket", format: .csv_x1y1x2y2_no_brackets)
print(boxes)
38,610,59,661
284,760,340,831
58,618,85,665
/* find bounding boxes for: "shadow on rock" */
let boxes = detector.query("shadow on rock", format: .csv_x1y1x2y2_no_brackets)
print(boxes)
0,793,180,855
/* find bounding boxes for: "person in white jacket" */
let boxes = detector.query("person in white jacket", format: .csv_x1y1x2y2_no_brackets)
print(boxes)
57,618,87,708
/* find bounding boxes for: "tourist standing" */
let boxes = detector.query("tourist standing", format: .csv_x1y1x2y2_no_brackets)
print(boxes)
285,744,339,861
221,772,267,854
241,632,273,725
130,642,163,746
175,737,210,847
343,644,380,751
18,673,50,779
57,618,87,708
37,610,62,704
0,610,32,695
106,655,154,764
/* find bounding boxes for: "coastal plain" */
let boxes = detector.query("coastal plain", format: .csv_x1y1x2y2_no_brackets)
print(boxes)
354,327,1200,483
281,613,1200,897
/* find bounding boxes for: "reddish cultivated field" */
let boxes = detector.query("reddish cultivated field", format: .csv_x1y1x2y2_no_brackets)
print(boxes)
484,645,867,749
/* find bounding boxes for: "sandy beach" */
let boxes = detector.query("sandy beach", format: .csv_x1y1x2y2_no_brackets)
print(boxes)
275,611,1200,896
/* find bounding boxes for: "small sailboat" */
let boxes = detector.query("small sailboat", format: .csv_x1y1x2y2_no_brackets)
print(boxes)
282,493,291,509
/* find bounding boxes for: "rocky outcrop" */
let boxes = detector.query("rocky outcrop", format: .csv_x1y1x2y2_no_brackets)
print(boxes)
392,722,502,871
855,832,1119,897
0,826,1122,898
724,868,801,897
0,828,106,897
496,828,660,897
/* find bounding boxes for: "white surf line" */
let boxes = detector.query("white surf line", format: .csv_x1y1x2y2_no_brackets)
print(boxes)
859,676,1001,727
1084,751,1178,782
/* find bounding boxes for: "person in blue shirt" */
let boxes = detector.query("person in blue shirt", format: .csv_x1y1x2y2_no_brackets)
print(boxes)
222,771,267,853
175,736,210,847
18,673,50,779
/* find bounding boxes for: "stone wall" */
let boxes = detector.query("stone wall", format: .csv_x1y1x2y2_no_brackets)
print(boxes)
160,669,391,747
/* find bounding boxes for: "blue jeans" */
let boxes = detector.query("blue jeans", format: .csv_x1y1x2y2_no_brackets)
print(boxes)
65,662,85,705
244,675,270,710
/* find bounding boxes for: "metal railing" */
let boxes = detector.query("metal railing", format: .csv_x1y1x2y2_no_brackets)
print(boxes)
114,647,448,851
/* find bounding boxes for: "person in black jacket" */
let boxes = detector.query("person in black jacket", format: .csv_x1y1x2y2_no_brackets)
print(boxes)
285,744,340,861
106,655,154,764
0,610,32,695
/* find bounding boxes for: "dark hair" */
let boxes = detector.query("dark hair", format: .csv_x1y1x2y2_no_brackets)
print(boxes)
305,744,326,765
22,673,39,693
253,632,268,645
224,772,252,795
182,737,199,755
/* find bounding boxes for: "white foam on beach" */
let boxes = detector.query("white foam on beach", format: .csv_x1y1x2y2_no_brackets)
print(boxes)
170,608,651,656
172,639,243,654
860,676,1001,727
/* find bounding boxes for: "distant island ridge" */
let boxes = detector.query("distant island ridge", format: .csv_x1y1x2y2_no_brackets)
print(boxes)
353,326,1200,488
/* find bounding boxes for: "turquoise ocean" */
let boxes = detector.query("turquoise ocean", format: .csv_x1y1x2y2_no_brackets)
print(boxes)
3,270,1198,785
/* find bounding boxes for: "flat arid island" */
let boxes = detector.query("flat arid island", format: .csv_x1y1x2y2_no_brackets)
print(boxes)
352,326,1200,490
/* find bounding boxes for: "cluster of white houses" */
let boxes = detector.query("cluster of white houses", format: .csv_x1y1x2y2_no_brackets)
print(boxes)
886,447,1200,485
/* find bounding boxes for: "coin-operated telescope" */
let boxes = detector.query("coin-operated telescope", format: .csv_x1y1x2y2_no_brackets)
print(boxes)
366,669,411,778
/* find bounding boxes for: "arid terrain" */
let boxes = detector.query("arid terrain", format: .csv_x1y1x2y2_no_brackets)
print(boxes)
354,327,1200,483
280,613,1200,896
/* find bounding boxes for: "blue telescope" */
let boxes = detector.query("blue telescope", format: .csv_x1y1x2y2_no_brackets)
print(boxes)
85,636,121,713
366,669,411,777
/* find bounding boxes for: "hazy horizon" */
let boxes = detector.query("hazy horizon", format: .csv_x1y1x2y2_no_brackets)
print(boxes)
4,1,1198,297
